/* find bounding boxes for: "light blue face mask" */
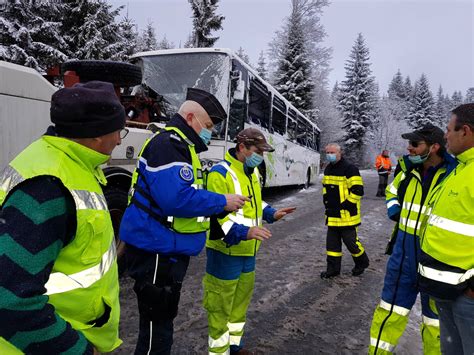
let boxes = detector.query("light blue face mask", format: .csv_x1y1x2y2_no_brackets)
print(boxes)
408,146,431,165
199,128,212,145
194,114,212,145
326,153,337,163
245,152,264,168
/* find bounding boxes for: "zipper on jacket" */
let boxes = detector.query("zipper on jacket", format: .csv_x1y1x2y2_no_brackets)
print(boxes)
247,176,259,256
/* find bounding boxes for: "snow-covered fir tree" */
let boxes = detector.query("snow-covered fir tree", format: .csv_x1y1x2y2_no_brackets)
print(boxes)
256,50,267,80
451,91,463,109
111,14,139,60
404,76,413,101
273,0,315,118
406,73,436,128
183,33,194,48
270,0,331,121
236,47,251,66
157,35,175,50
189,0,224,47
388,70,406,100
337,33,374,164
465,88,474,103
0,0,67,71
137,20,158,52
434,85,449,127
61,1,125,60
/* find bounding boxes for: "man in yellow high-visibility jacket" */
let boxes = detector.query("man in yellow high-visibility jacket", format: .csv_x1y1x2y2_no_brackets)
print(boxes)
0,81,126,354
203,128,296,354
418,103,474,354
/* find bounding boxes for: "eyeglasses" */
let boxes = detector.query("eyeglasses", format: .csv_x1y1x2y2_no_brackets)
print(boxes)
408,141,425,148
120,128,129,139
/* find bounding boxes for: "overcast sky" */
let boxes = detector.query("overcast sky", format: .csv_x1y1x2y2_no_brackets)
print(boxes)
109,0,473,97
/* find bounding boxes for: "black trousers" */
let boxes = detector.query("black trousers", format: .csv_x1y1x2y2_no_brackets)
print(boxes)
126,245,190,355
377,174,389,196
325,226,367,274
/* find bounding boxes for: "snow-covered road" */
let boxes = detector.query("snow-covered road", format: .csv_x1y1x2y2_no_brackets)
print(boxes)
114,170,423,354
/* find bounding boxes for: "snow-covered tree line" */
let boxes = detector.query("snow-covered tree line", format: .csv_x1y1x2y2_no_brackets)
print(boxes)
0,0,225,72
323,32,472,167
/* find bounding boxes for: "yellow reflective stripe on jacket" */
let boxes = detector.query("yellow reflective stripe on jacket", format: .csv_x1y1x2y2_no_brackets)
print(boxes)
347,175,363,188
45,241,116,295
0,166,24,203
70,190,108,211
418,265,474,285
427,214,474,237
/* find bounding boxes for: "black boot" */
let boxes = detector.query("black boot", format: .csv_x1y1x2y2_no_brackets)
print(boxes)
352,252,369,276
321,255,341,279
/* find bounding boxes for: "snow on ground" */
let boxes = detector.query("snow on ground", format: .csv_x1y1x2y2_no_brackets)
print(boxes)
114,170,424,354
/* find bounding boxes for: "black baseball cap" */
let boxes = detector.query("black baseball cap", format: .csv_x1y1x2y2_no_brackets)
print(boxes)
401,124,445,146
186,88,227,124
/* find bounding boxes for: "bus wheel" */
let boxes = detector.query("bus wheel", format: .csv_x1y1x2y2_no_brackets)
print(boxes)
304,168,311,189
103,186,129,277
61,60,142,87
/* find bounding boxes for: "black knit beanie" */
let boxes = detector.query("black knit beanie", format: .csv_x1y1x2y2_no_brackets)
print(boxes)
51,81,125,138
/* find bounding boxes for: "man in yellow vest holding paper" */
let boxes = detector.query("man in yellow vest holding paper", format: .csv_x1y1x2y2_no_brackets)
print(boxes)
0,81,126,353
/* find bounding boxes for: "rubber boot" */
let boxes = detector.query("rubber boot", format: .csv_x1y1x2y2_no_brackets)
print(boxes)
351,252,369,276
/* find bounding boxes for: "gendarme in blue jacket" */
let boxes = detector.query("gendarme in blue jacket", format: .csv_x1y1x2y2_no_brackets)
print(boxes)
119,114,227,256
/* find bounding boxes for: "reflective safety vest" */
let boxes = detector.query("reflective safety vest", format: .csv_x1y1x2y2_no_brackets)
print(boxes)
419,147,474,299
206,151,263,256
386,165,446,236
0,136,121,352
128,126,210,233
375,155,392,174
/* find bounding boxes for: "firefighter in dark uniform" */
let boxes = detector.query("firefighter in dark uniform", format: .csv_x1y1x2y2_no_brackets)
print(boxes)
119,88,249,355
321,143,370,278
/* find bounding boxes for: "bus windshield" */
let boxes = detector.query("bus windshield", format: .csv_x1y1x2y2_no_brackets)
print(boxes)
138,52,230,116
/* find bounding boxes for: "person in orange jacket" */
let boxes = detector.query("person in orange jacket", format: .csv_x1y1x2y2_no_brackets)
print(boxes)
375,150,392,197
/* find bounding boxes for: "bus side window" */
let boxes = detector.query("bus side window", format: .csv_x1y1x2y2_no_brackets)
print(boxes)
227,68,247,140
315,130,321,151
272,95,286,135
296,116,306,145
287,109,297,141
248,78,270,130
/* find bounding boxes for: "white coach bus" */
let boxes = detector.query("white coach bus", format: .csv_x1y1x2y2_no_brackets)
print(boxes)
127,48,321,188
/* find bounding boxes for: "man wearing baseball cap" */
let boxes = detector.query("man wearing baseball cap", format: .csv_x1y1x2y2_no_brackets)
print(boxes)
369,123,457,354
203,127,296,354
0,81,126,353
120,88,249,354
